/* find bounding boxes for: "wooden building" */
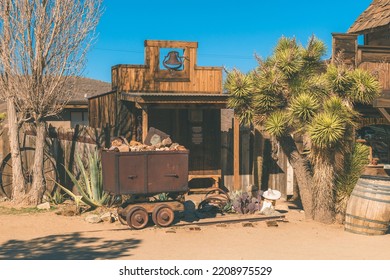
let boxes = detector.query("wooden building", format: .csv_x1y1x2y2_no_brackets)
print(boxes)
0,77,111,129
88,40,246,191
332,0,390,169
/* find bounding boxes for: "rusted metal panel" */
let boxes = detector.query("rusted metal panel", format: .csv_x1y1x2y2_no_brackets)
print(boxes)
118,154,146,194
147,152,189,193
102,150,189,195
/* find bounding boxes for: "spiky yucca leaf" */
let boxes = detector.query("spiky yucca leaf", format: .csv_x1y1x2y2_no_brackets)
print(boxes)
252,90,285,115
335,143,370,215
302,36,327,63
309,112,345,149
305,74,330,99
225,69,255,125
289,93,319,123
265,110,290,137
347,68,381,104
323,95,358,127
274,43,304,78
325,64,351,96
224,68,253,96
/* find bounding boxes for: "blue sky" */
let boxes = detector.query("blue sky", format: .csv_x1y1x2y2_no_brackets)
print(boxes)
84,0,371,82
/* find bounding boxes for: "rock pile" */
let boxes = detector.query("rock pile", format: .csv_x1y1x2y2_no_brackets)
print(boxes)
107,136,187,152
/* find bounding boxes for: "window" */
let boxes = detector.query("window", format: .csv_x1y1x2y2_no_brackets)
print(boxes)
70,111,88,128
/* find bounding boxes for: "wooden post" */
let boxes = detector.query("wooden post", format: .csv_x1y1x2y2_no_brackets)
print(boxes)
234,115,240,190
142,107,148,143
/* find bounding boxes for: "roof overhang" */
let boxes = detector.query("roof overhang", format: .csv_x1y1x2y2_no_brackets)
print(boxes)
120,92,229,109
373,95,390,123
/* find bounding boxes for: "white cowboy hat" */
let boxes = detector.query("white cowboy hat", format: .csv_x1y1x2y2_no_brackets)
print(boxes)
262,188,281,200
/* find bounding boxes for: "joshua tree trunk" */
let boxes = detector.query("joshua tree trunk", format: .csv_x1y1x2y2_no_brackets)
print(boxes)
280,136,314,219
28,121,47,205
7,98,26,202
311,152,336,224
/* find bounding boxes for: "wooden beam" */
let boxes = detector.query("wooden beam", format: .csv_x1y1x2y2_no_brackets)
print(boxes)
233,115,240,190
142,107,149,143
377,107,390,123
144,40,198,49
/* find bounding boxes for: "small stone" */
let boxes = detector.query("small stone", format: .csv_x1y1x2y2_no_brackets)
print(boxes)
216,223,227,227
162,137,172,147
85,214,102,224
188,226,201,231
37,202,51,210
242,222,254,227
266,221,279,227
100,212,115,223
166,229,176,233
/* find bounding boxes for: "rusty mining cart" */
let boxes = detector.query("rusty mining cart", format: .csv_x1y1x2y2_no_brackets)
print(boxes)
102,149,190,229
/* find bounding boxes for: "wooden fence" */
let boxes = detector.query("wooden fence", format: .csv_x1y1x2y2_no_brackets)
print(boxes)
0,124,109,198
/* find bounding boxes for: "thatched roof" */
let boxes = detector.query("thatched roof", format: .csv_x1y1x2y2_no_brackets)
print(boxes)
349,0,390,33
0,77,111,113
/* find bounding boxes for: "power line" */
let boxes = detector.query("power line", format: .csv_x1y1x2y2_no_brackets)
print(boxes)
94,47,254,60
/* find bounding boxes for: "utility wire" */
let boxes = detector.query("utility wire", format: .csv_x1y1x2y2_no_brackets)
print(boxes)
94,47,254,60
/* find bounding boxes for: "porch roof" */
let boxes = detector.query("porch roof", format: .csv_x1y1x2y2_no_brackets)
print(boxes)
120,92,229,109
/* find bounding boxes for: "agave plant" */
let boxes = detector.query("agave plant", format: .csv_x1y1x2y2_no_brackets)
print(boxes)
56,149,110,209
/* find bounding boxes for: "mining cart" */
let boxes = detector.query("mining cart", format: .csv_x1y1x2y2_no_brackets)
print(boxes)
101,149,189,229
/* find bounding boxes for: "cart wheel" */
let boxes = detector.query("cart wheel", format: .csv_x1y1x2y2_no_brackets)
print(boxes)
152,204,174,227
0,147,58,198
126,206,149,229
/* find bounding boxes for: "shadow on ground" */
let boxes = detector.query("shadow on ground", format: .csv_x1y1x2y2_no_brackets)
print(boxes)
0,231,141,260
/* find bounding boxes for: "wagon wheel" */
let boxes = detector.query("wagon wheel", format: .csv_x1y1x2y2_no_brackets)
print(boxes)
0,147,58,198
198,196,226,212
204,188,230,202
152,204,174,227
198,190,231,213
126,206,149,229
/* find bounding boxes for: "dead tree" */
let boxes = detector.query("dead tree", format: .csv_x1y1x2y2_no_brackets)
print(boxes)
0,0,103,205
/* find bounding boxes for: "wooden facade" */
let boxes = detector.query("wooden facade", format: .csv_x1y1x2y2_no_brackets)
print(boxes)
88,40,246,191
331,0,390,167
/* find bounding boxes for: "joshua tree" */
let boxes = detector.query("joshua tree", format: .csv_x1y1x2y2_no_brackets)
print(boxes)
0,0,103,205
225,36,380,223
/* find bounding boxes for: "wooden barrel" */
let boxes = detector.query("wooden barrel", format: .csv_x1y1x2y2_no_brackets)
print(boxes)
345,175,390,235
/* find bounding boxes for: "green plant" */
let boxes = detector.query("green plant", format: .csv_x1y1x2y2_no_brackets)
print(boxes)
230,191,260,214
335,143,370,216
44,188,66,205
56,149,110,209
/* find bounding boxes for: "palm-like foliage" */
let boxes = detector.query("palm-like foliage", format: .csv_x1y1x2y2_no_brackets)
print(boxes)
335,143,370,216
225,69,255,125
308,112,345,149
347,68,381,104
289,93,319,123
265,110,290,138
224,35,381,223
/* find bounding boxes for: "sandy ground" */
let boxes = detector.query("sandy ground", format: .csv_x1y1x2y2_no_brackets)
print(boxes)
0,199,389,260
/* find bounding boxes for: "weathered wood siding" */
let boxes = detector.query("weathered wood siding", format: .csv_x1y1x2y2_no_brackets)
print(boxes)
111,40,222,94
88,91,138,139
112,65,222,94
332,33,358,65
